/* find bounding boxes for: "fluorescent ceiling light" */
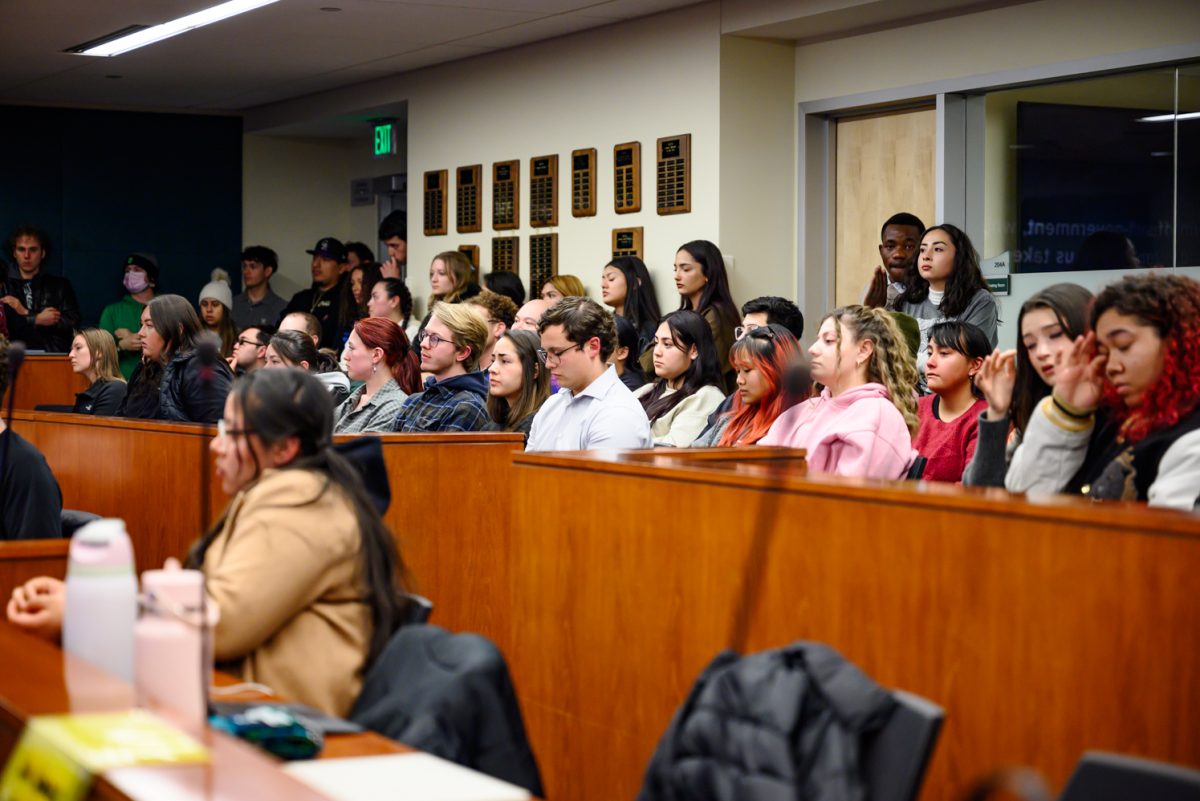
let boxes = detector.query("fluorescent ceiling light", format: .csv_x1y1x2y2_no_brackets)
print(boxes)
1137,111,1200,123
72,0,281,57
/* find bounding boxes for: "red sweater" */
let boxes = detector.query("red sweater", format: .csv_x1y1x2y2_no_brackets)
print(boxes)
914,395,988,482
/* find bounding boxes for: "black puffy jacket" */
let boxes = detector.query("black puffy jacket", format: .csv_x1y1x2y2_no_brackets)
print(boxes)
350,624,544,797
2,270,81,352
637,641,896,801
158,350,232,424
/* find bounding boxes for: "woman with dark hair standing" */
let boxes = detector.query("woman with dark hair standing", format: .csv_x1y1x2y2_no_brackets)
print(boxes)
894,224,998,385
674,240,739,390
334,317,419,434
962,283,1093,487
8,369,410,717
633,310,725,446
266,329,351,405
199,270,238,359
601,256,661,374
485,329,551,438
118,294,233,423
1006,273,1200,508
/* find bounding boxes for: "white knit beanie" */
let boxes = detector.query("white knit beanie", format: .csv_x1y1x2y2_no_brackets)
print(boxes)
199,267,233,309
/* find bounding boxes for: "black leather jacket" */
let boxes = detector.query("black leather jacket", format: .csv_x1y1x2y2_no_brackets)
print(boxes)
2,269,81,352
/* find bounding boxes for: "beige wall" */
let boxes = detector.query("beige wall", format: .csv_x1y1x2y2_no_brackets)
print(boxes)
400,4,722,318
794,0,1200,103
242,133,402,298
718,34,798,311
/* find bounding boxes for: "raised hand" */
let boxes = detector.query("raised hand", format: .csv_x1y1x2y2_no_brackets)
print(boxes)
976,349,1017,421
863,267,888,308
380,257,402,280
1051,332,1105,413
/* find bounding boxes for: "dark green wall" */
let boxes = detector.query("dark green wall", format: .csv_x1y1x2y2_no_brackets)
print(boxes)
0,106,242,326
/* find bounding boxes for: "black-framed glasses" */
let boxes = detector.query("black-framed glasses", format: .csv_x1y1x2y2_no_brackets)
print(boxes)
235,337,260,348
415,331,454,349
536,343,581,364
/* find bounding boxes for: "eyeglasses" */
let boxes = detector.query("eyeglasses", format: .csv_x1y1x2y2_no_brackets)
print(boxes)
735,325,775,341
235,337,260,348
415,331,454,349
217,420,249,439
536,343,581,364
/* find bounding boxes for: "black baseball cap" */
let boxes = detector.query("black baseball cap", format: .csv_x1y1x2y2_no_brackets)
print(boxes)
306,237,347,262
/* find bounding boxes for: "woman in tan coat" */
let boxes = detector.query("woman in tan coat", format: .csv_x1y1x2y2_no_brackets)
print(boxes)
7,369,409,717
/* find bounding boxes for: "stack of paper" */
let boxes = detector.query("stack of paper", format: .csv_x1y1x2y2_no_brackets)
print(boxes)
284,752,531,801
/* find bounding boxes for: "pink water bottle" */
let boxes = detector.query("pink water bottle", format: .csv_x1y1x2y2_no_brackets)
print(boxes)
135,561,216,727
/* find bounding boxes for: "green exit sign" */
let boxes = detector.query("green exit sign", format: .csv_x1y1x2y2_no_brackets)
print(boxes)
373,123,395,158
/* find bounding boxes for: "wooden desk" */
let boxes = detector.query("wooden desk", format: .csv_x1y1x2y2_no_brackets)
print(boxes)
0,622,352,800
494,450,1200,801
12,355,87,410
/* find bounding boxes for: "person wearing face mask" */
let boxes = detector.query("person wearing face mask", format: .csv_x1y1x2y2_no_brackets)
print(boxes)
100,253,159,379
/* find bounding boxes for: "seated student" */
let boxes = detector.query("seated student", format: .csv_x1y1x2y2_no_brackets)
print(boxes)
759,305,918,478
0,335,63,540
912,321,990,482
8,369,410,716
963,283,1093,487
344,241,375,270
229,326,270,377
343,260,384,326
612,315,647,392
463,290,518,370
894,223,999,386
334,318,417,434
2,225,80,353
694,324,804,447
266,329,351,405
199,270,238,358
633,311,726,447
393,303,490,433
539,274,586,303
863,212,924,309
416,251,481,334
703,296,807,431
117,295,233,424
69,329,127,415
278,311,322,347
526,297,652,452
485,329,551,438
513,298,550,333
1006,273,1200,509
484,270,526,309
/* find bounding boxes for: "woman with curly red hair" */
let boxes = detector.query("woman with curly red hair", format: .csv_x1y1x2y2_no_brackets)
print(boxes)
693,324,805,446
1006,273,1200,508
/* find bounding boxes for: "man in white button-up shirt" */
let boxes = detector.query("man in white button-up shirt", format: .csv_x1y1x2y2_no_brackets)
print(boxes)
525,297,652,452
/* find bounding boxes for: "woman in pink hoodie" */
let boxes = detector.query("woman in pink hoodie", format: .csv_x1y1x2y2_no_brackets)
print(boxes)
759,305,919,478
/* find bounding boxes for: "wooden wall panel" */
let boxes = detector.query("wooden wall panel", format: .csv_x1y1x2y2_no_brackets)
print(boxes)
835,108,936,307
11,356,88,410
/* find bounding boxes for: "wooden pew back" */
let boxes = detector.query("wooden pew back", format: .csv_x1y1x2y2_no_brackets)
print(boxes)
500,450,1200,801
11,355,87,410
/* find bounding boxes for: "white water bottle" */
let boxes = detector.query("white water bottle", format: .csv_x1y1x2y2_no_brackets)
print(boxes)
62,518,138,683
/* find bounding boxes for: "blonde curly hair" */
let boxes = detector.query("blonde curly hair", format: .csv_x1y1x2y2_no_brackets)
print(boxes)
824,305,920,436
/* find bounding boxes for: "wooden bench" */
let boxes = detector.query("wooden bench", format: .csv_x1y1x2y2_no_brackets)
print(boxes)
0,540,71,607
491,449,1200,801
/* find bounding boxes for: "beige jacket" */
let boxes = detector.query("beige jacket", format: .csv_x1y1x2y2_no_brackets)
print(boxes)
204,468,370,717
